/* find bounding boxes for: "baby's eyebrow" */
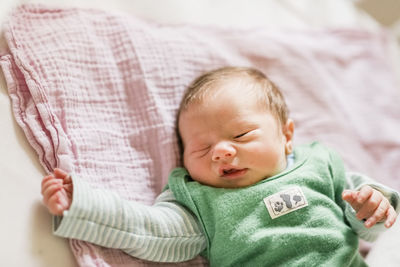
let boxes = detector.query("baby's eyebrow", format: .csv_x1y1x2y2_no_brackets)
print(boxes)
232,119,258,126
233,122,259,131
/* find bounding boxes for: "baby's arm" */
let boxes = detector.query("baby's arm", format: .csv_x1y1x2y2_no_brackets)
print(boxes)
342,185,397,228
41,168,72,216
41,169,206,262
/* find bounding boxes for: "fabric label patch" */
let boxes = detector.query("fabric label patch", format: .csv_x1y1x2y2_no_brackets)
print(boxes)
263,186,308,219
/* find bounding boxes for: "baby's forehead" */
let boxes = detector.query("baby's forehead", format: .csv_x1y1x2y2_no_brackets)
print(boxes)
200,78,262,103
180,91,270,126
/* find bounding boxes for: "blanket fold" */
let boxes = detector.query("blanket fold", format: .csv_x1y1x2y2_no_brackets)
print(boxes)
1,4,399,267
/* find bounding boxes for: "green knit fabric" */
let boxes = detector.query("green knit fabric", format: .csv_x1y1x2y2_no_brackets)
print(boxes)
167,142,367,267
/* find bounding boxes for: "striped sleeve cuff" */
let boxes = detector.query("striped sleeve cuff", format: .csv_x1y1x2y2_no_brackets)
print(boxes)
52,174,148,249
52,173,99,238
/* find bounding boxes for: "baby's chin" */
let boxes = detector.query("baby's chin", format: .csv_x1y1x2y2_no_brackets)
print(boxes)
222,171,282,188
189,167,283,189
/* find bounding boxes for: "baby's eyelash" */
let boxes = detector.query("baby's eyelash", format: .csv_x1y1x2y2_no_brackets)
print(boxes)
194,146,211,157
234,132,248,139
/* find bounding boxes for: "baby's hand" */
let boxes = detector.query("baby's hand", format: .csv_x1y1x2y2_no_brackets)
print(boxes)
342,185,397,228
41,168,73,216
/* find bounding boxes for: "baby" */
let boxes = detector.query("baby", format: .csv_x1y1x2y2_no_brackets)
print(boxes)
42,67,399,266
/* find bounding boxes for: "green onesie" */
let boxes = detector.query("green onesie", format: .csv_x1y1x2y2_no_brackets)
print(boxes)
167,142,367,266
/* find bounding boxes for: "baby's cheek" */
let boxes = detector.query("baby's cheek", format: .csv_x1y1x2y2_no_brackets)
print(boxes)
253,149,284,171
251,145,279,160
186,159,208,180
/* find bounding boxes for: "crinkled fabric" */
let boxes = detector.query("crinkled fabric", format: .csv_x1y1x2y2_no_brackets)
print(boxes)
1,4,399,266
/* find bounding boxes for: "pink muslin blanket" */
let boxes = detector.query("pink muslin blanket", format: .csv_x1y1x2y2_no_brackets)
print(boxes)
1,4,400,267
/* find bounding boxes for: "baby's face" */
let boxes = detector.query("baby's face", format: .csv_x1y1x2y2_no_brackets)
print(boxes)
179,82,293,188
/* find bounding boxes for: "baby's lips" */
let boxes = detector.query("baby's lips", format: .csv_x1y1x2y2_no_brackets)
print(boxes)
219,165,248,177
218,165,237,176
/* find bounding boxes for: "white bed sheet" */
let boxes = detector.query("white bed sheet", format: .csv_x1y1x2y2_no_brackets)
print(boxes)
0,0,398,266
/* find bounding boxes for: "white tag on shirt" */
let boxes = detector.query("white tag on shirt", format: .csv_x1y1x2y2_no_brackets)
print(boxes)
263,186,308,219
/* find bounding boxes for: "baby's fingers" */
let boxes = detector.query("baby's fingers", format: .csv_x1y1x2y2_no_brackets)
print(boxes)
64,183,73,194
342,190,361,211
364,198,389,228
384,206,397,228
47,192,69,216
42,180,63,204
356,190,383,221
357,186,374,204
41,175,55,194
54,168,70,180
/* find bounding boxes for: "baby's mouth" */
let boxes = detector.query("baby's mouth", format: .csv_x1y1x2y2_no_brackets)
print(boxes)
220,167,248,179
223,169,239,175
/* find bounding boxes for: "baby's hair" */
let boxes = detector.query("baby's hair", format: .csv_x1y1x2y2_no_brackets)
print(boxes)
176,66,289,159
179,66,289,125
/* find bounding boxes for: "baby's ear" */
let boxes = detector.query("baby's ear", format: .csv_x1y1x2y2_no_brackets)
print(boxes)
283,119,294,154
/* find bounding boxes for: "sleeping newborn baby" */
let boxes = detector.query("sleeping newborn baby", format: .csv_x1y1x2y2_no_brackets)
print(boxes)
42,67,399,266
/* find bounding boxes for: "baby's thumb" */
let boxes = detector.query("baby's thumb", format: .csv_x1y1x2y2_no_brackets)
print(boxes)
342,190,360,211
54,168,69,179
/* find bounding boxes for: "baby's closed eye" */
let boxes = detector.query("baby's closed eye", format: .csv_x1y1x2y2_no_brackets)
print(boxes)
234,129,258,141
234,132,249,139
193,146,211,157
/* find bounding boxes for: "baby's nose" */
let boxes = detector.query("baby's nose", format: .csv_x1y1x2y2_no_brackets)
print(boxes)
212,142,236,161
